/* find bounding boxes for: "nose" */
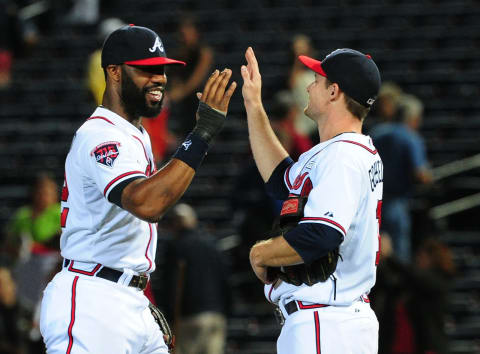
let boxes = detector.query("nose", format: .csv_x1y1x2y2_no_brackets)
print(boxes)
151,73,167,86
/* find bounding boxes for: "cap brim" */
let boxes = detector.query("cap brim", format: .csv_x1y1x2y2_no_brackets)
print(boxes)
298,55,327,77
124,57,186,66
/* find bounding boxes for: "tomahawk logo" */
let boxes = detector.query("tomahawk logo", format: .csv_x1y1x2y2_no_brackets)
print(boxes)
149,37,164,53
182,140,192,150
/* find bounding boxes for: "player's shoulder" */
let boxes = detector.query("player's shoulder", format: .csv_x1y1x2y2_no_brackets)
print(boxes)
328,133,378,158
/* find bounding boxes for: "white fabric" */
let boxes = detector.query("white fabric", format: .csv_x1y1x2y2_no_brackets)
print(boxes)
40,269,168,353
277,300,378,354
60,107,157,273
265,132,383,306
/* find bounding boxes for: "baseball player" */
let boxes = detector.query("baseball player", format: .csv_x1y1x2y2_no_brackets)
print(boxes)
39,24,236,353
241,47,383,353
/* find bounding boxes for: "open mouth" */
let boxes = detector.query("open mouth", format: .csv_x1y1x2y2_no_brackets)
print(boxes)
146,89,163,102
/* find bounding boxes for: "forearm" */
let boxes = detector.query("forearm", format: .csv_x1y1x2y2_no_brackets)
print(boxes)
249,236,303,268
121,159,195,222
245,102,290,182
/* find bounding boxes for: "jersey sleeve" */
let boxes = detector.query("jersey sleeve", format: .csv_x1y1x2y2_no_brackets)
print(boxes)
300,146,363,238
77,126,148,202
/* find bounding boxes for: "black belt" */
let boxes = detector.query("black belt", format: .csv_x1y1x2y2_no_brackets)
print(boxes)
284,300,329,315
63,259,149,291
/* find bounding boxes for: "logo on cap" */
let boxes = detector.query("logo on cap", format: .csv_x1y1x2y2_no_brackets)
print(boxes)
366,98,376,105
149,37,164,53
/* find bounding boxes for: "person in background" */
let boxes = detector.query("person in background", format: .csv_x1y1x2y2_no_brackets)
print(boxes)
153,203,231,354
371,235,455,354
5,173,61,309
370,93,433,263
86,17,126,106
270,90,313,161
168,15,214,139
287,34,317,140
0,266,22,353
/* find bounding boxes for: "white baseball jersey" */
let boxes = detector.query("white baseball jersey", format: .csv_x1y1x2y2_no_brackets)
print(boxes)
60,106,157,273
266,132,383,306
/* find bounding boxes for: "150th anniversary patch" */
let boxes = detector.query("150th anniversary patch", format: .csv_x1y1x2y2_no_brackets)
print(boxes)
91,141,121,168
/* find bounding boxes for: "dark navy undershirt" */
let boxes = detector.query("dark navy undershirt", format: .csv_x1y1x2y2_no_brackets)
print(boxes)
284,223,343,264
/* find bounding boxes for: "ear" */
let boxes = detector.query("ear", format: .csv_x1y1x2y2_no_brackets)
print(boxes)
329,83,342,103
106,65,121,83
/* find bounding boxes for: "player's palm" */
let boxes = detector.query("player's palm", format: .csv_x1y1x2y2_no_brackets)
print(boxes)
196,69,236,116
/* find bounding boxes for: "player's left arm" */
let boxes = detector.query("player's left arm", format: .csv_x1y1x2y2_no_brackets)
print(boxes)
250,223,343,284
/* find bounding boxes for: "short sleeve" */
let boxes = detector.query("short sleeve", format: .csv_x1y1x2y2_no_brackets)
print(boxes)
77,127,148,201
300,147,362,238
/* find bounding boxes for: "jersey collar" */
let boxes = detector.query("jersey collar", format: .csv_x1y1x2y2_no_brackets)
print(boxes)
91,106,145,136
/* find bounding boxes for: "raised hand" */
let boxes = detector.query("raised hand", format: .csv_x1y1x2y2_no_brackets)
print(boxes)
241,47,262,107
197,69,237,114
193,68,237,144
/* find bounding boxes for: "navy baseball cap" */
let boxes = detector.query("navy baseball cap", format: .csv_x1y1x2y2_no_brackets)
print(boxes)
101,24,186,67
299,49,381,107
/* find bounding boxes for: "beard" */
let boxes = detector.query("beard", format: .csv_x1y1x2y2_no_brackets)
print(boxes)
120,67,164,119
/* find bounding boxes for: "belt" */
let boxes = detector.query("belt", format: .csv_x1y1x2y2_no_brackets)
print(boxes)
63,259,149,291
284,300,329,315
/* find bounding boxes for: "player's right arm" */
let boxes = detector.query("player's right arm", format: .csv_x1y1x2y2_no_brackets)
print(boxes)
122,69,236,223
241,47,290,182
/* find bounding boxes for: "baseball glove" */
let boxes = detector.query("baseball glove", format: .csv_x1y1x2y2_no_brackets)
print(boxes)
149,303,175,352
266,195,341,286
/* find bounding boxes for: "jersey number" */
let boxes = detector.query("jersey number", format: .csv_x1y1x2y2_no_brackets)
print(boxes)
375,200,383,266
61,174,69,228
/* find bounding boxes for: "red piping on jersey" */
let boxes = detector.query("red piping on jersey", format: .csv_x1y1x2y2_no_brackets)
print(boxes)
268,281,277,303
337,140,377,154
103,171,146,196
301,217,346,235
87,116,115,125
68,261,102,276
131,135,149,163
314,311,321,353
297,301,329,309
145,224,153,271
285,164,293,189
66,276,79,354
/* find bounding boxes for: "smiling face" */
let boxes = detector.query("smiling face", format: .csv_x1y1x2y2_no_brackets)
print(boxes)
120,64,167,119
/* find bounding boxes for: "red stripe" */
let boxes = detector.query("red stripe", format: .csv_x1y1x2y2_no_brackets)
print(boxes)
314,311,321,353
132,135,149,162
285,164,293,189
145,224,153,271
68,262,102,276
338,140,377,155
86,116,115,125
268,281,277,303
301,217,346,235
103,171,145,196
297,301,329,309
66,276,79,354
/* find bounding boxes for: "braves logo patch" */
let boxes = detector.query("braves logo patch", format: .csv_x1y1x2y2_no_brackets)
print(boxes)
91,142,121,168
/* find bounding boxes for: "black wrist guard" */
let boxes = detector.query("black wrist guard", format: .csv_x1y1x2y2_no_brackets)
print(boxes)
192,101,226,144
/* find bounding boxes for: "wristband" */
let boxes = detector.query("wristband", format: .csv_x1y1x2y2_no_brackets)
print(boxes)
172,133,209,170
193,101,226,144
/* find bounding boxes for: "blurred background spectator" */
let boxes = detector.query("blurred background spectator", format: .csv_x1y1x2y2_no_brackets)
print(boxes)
371,234,456,354
152,203,231,354
370,90,433,263
168,14,214,140
287,34,317,142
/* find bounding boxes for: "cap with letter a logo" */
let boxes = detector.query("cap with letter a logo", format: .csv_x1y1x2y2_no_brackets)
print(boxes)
299,48,381,108
101,24,186,67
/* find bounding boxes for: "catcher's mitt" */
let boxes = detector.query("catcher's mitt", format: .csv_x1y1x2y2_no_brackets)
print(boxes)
149,303,175,352
266,195,341,286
